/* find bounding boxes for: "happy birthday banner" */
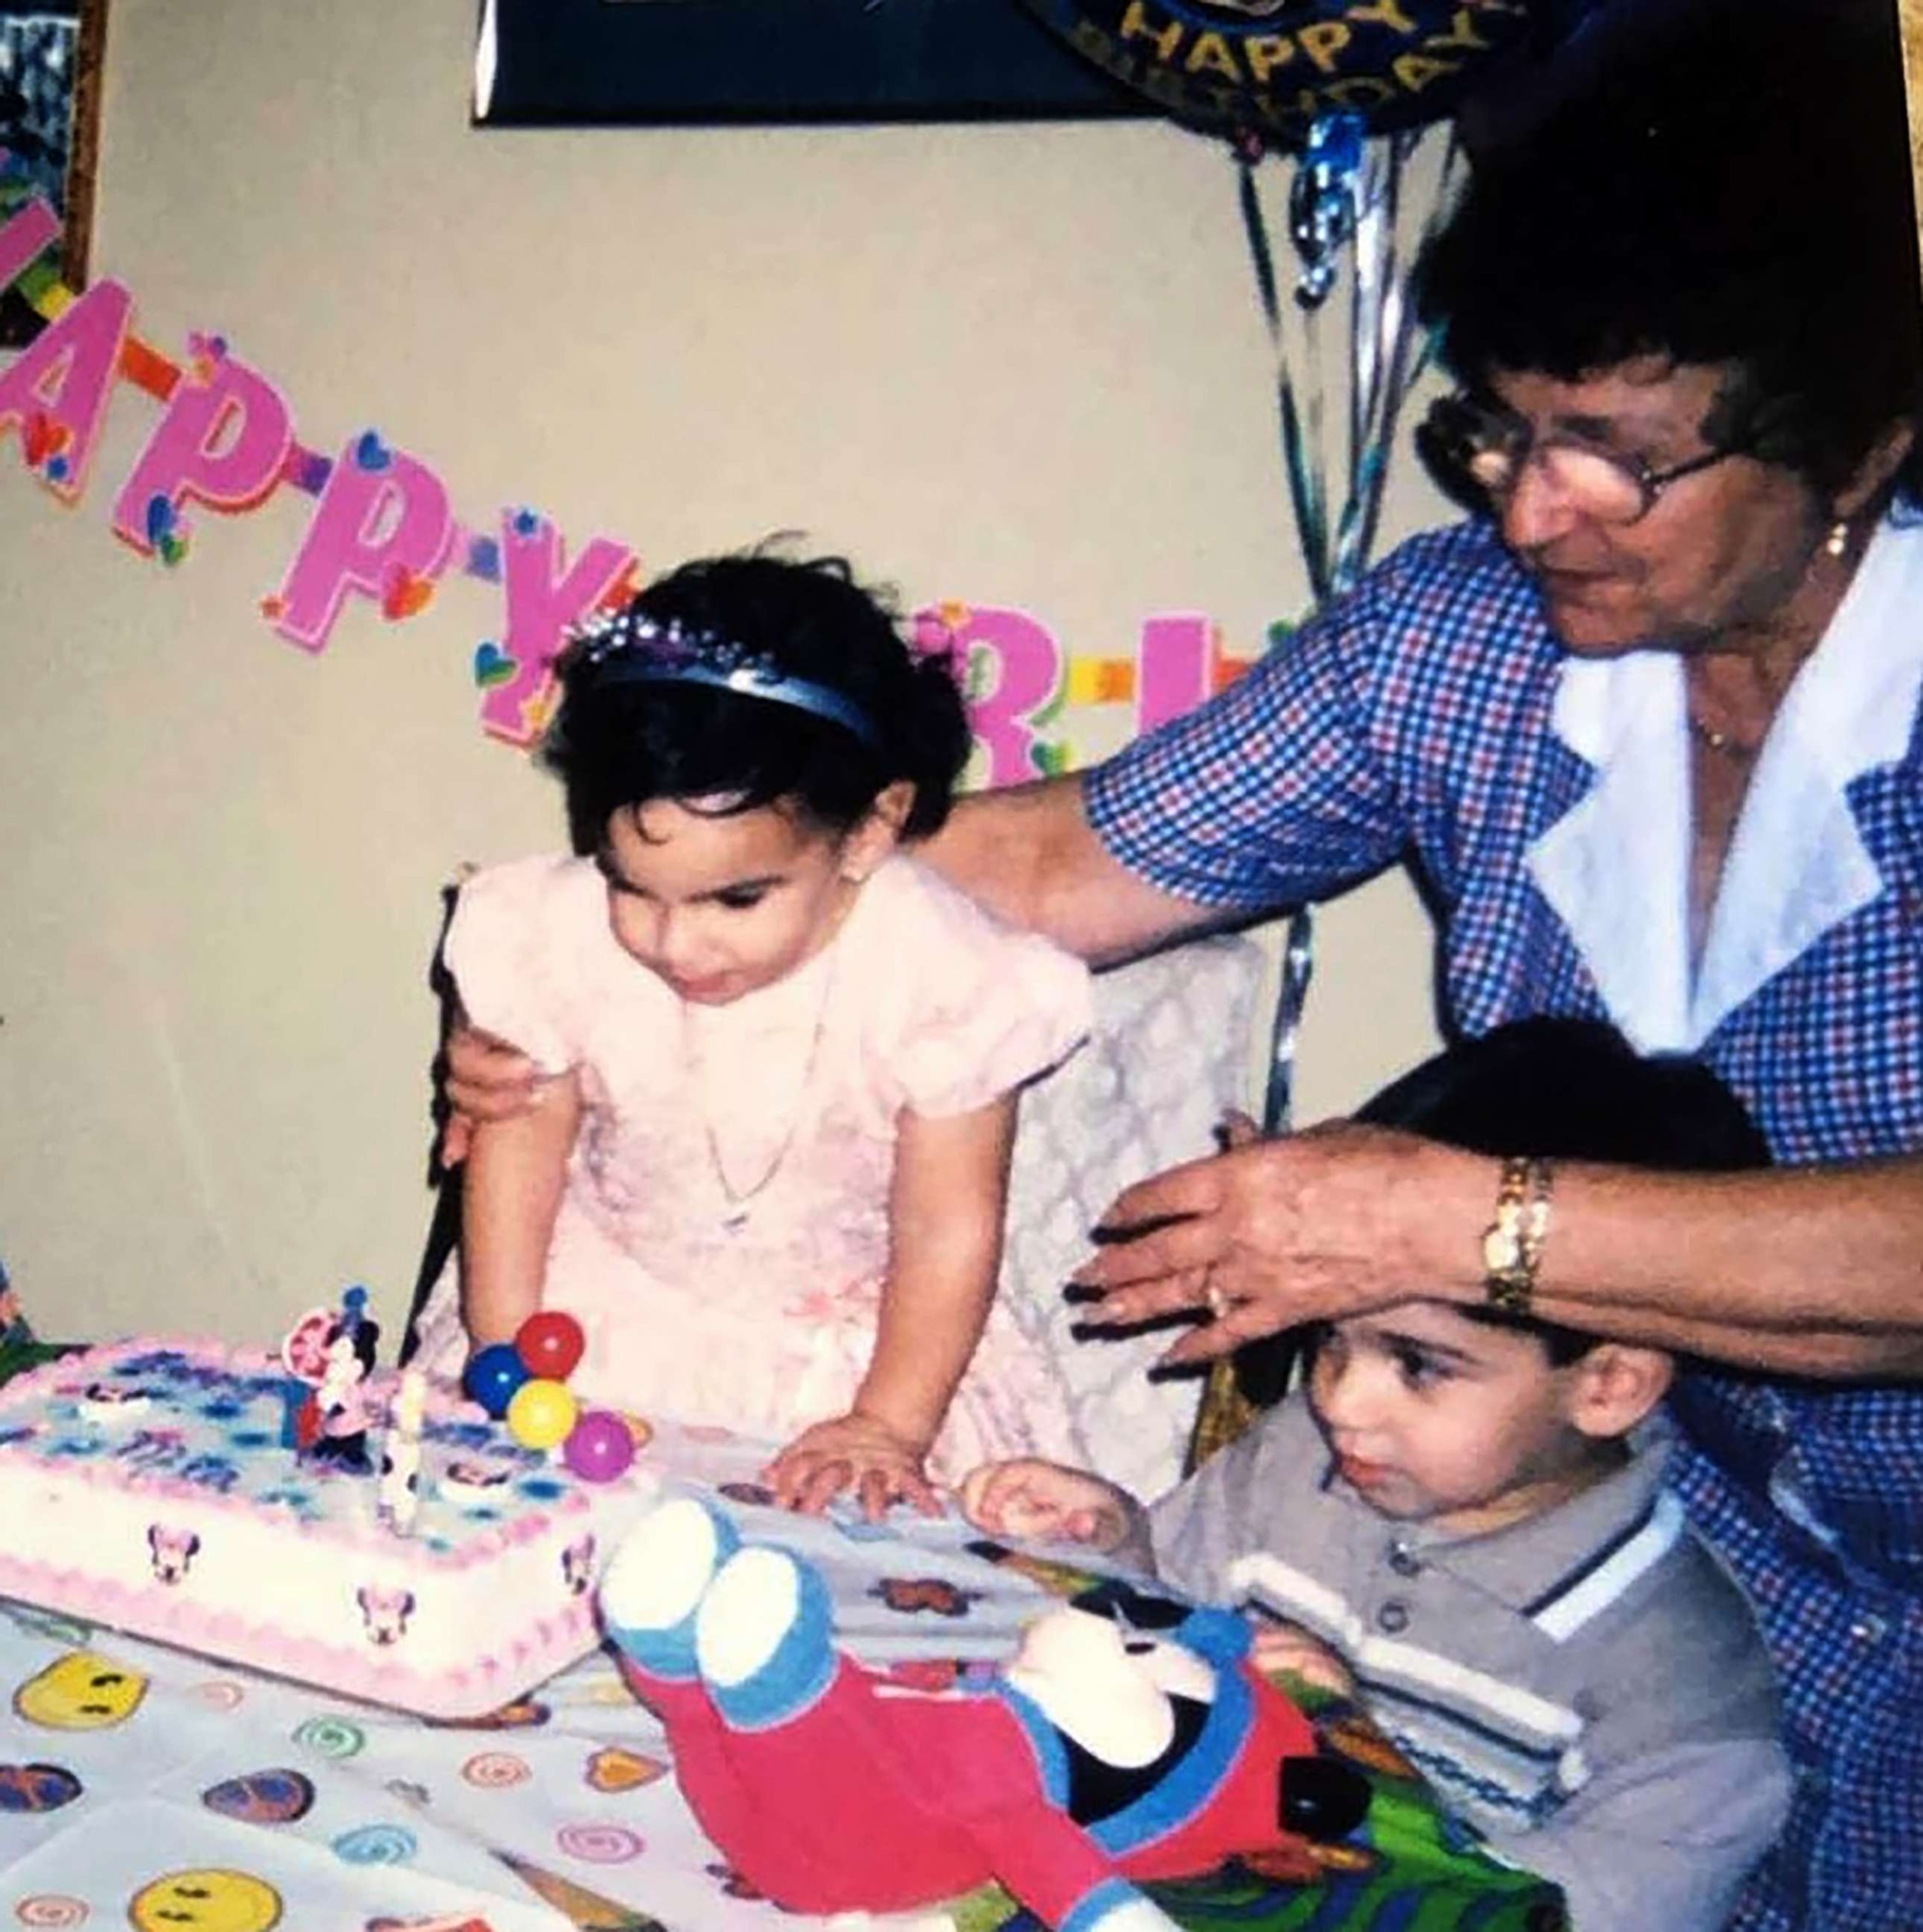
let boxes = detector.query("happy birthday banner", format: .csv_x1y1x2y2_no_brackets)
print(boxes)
0,193,1259,784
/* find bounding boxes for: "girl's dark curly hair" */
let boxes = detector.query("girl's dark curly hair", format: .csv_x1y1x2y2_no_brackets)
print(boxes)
1416,0,1923,506
543,547,973,857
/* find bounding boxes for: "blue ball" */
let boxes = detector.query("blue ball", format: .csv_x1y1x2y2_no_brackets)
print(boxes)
463,1342,530,1420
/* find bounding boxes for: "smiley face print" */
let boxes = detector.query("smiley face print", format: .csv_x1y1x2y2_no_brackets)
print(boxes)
126,1867,284,1931
13,1650,149,1729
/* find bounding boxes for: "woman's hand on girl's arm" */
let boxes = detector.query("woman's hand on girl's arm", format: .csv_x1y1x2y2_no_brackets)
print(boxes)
459,1069,582,1352
765,1410,939,1520
437,1016,551,1167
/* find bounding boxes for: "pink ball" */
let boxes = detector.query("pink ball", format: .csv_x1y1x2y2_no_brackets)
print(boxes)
563,1409,636,1484
515,1310,586,1382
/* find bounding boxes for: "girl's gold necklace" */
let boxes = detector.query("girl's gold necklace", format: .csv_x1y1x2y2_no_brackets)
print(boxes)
683,953,835,1235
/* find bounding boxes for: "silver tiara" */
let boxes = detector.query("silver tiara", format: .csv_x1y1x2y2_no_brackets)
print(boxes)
571,607,880,749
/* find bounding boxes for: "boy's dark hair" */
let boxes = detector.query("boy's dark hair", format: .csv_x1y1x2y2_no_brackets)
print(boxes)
543,548,973,857
1415,0,1923,506
1354,1018,1771,1364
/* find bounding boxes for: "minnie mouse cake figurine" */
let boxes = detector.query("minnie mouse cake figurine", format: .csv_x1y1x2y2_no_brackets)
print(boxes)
279,1285,381,1469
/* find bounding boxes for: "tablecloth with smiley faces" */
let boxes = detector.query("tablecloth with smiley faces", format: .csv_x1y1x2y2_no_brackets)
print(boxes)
0,1470,1084,1932
0,1463,1560,1932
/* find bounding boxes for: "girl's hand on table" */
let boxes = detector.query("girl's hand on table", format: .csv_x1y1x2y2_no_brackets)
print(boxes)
957,1458,1134,1552
765,1411,941,1522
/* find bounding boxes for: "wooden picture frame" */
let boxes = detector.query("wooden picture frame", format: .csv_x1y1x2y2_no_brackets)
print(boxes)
1904,0,1923,262
0,0,108,343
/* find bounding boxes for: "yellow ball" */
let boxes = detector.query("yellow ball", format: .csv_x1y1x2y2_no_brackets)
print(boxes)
506,1377,578,1451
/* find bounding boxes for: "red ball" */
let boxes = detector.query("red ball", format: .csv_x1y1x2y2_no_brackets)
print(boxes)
515,1310,586,1381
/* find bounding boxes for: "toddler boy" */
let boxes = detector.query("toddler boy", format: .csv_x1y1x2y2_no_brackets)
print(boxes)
963,1019,1789,1932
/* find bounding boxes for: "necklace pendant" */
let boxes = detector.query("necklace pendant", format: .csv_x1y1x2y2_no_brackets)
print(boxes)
687,958,835,1246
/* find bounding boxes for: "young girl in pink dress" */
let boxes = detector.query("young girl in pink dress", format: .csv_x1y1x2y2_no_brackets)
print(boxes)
411,551,1091,1515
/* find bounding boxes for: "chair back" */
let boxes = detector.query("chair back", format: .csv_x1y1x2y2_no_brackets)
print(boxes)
1000,932,1266,1502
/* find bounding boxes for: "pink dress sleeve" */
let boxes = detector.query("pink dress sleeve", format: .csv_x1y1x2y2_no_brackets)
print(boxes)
442,854,603,1075
863,858,1093,1119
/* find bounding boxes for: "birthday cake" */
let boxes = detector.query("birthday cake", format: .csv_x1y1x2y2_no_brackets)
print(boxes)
0,1336,668,1718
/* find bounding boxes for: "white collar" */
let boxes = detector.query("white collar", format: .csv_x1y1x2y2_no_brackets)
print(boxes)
1526,515,1923,1051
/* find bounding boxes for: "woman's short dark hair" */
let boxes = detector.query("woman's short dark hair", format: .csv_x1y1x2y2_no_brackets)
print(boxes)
1355,1018,1771,1363
543,547,973,857
1416,0,1923,505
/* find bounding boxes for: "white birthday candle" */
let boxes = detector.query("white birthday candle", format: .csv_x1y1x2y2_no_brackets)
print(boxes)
379,1367,428,1535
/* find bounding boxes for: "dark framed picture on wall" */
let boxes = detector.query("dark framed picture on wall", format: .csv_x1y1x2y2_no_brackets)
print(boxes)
0,0,108,344
472,0,1145,127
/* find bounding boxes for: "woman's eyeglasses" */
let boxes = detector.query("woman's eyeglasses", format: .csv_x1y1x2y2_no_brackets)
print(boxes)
1416,392,1745,526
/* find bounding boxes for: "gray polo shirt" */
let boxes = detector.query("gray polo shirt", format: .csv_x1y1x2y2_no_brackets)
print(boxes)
1145,1397,1790,1931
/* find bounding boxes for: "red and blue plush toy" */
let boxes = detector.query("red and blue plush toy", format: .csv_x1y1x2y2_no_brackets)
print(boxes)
601,1497,1369,1932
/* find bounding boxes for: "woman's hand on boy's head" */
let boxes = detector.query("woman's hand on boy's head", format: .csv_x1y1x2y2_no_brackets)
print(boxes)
764,1410,941,1523
1068,1123,1474,1367
957,1459,1133,1551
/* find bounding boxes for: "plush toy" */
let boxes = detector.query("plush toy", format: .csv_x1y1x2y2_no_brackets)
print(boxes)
601,1497,1370,1932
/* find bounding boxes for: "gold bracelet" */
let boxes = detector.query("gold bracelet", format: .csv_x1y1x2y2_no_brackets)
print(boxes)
1481,1155,1554,1316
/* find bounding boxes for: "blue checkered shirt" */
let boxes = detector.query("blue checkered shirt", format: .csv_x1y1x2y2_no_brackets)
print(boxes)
1086,516,1923,1929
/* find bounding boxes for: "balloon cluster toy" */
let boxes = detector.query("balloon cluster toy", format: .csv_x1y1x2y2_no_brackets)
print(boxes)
463,1313,639,1482
602,1497,1371,1932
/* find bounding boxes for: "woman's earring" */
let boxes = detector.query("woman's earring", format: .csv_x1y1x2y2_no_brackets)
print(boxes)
1825,519,1850,558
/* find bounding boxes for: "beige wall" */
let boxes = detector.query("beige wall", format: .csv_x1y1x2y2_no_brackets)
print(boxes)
0,0,1443,1343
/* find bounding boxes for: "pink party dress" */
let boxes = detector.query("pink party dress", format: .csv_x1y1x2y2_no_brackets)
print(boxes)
412,853,1093,1477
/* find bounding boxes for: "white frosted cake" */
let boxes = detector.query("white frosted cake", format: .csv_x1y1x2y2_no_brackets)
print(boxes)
0,1338,670,1717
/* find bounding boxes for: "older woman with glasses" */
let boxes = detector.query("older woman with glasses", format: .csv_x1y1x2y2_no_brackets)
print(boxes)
961,3,1921,1923
940,11,1920,1927
922,4,1923,1370
445,5,1919,1924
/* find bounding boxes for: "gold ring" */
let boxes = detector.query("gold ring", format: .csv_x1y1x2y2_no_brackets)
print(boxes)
1204,1278,1229,1321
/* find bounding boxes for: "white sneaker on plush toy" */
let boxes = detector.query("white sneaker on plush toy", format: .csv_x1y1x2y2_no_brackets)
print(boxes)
698,1545,838,1728
601,1494,742,1680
